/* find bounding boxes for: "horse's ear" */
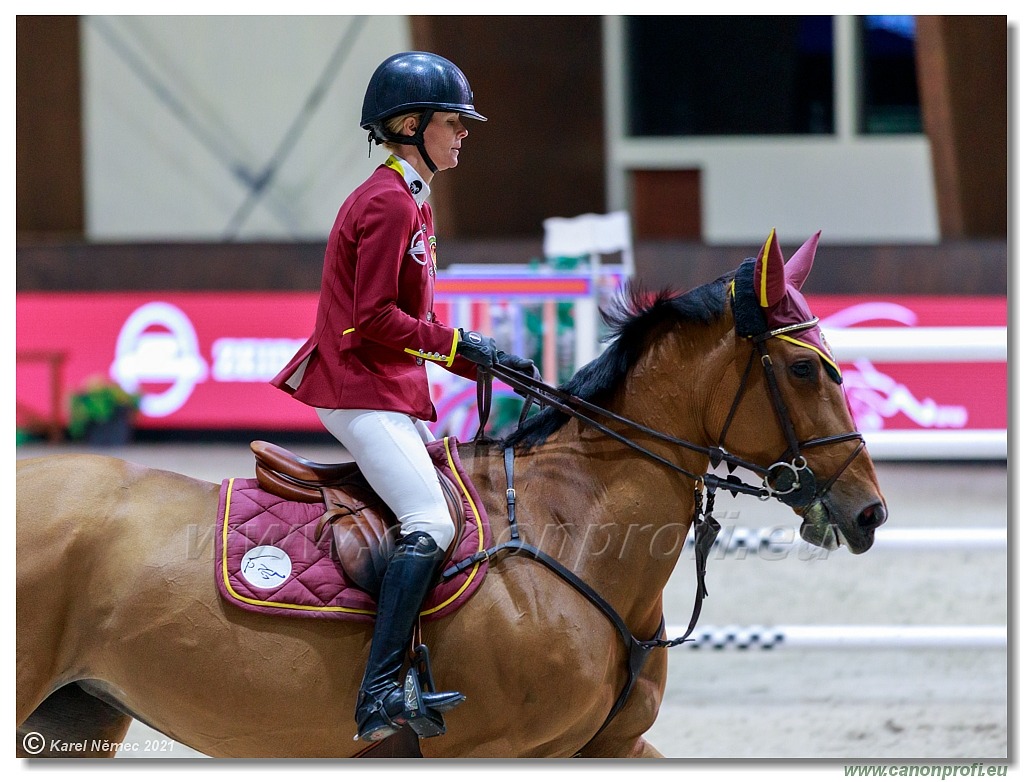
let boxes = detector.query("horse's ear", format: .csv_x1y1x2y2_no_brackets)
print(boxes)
785,231,821,291
753,229,787,308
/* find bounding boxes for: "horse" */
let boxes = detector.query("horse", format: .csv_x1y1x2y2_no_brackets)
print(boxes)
16,231,887,758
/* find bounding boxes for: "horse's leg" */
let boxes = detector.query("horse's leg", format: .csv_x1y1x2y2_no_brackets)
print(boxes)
635,739,666,758
574,721,666,758
577,732,663,757
574,649,669,759
16,683,132,758
16,460,79,727
17,457,135,757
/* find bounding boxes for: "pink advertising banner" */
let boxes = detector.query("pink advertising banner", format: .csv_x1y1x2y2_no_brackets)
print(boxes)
16,291,1006,440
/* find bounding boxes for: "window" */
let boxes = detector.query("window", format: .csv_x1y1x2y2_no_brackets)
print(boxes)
627,16,835,137
859,15,923,134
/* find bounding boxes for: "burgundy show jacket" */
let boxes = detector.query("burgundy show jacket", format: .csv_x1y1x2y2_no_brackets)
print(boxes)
271,160,477,421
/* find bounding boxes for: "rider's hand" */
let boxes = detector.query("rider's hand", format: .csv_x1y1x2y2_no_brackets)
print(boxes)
496,350,537,377
456,329,498,368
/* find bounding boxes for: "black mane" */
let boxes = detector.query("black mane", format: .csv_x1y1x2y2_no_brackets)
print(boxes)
502,275,731,449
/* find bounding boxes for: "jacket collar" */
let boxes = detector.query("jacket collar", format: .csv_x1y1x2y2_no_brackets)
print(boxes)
384,154,430,207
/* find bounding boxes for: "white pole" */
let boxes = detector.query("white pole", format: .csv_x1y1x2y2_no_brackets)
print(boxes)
826,326,1006,362
574,297,599,369
863,429,1007,460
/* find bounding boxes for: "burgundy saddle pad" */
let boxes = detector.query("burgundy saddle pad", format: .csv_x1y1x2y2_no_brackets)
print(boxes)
215,436,491,623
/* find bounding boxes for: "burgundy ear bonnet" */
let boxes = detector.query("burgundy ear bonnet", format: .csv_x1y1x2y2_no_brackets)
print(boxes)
732,229,842,383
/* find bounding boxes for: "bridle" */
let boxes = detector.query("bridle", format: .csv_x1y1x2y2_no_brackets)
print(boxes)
447,315,865,751
720,318,866,508
478,316,865,509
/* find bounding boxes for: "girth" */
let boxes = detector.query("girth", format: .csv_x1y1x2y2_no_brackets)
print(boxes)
250,441,466,595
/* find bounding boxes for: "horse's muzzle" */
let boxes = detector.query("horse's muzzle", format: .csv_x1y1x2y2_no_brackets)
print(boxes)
799,497,887,555
857,501,887,533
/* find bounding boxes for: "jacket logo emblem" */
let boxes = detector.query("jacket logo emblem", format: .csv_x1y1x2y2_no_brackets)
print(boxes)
408,227,428,266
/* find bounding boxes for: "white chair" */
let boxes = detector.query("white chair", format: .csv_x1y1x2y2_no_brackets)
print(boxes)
542,211,634,370
542,210,634,279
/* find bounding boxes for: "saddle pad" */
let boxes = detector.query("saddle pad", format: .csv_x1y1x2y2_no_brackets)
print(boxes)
215,436,491,623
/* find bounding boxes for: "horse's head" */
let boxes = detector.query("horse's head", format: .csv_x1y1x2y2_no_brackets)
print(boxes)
502,229,886,553
714,229,887,554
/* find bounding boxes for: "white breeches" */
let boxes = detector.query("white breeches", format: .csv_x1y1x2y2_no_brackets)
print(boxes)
315,408,456,551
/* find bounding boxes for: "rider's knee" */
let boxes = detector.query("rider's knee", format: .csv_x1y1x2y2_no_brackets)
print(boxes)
402,517,456,552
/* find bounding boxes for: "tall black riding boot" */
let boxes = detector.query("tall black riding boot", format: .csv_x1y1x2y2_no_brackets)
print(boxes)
353,531,465,742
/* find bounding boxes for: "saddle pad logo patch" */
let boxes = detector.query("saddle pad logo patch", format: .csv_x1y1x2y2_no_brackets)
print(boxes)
240,545,292,589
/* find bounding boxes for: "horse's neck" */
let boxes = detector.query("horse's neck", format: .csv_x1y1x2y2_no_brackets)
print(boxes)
464,323,726,634
467,424,702,638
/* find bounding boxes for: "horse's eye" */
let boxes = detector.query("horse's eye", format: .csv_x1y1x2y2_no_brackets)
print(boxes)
790,360,816,380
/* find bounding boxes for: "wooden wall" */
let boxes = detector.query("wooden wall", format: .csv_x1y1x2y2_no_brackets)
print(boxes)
915,16,1007,238
17,238,1007,296
409,15,607,238
15,16,1008,297
16,16,84,239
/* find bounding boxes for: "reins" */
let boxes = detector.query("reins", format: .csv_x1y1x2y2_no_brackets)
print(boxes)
447,321,865,748
477,324,863,506
478,362,769,498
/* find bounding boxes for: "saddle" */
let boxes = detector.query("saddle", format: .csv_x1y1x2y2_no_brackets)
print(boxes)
251,440,466,596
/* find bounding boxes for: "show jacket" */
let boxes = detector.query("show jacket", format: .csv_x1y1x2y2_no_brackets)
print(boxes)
271,156,476,421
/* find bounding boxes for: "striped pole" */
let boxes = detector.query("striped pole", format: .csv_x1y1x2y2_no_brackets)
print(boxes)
664,625,1006,650
680,527,1005,557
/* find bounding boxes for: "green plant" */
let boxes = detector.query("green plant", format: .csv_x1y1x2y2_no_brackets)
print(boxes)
67,375,141,441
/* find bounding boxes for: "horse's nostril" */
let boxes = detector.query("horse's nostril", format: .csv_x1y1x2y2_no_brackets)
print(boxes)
858,502,887,530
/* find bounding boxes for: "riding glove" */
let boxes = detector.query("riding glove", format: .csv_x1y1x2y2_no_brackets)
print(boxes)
496,350,537,376
456,329,498,367
457,330,536,375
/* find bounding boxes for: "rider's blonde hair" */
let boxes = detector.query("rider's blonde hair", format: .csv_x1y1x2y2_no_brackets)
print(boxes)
382,112,422,153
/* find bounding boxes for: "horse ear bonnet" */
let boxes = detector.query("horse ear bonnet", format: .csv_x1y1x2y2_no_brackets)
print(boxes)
731,230,843,384
732,258,768,339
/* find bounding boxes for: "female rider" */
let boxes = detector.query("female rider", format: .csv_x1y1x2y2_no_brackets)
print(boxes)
272,51,533,743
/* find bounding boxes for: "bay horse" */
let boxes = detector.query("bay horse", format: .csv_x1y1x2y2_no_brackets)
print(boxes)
16,231,886,758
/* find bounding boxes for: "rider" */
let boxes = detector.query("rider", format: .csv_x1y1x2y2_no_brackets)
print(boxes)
271,51,534,743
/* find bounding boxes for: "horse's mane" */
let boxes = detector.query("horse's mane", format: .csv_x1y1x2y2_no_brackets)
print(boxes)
502,274,732,449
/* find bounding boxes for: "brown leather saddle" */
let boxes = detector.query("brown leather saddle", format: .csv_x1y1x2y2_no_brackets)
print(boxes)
250,440,466,596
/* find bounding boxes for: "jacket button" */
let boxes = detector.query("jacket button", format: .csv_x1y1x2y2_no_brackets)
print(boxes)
415,357,424,366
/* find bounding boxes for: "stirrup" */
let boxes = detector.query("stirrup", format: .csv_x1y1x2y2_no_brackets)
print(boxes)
402,644,465,739
354,645,465,743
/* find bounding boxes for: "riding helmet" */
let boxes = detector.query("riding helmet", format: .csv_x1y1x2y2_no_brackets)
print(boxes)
361,51,487,133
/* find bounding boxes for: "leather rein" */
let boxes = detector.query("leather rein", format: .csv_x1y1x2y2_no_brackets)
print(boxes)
444,319,864,747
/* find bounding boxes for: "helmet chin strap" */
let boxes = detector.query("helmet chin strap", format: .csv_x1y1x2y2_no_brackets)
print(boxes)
368,109,438,173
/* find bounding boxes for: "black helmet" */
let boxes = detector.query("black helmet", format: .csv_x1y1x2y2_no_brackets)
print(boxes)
361,51,486,129
360,51,486,173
